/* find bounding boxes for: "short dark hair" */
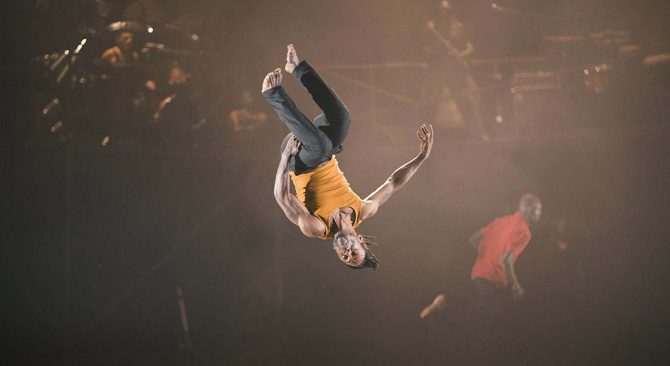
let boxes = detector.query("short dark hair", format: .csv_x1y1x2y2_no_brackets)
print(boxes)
346,235,380,271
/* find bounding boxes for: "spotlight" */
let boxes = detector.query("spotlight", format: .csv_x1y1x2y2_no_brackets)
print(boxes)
42,98,60,117
50,120,63,133
74,38,87,54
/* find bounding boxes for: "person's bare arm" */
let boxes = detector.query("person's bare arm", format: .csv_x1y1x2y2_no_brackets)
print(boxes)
469,229,483,251
102,47,120,64
229,110,243,131
361,124,433,220
502,250,524,299
273,135,325,238
249,111,267,122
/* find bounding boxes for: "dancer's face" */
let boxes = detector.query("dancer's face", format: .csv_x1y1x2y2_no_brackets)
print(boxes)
333,232,366,267
519,195,542,224
528,203,542,223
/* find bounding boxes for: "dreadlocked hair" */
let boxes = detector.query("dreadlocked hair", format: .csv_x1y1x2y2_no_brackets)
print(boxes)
347,234,380,271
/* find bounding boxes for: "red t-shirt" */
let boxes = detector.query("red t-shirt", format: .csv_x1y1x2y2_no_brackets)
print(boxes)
471,211,531,287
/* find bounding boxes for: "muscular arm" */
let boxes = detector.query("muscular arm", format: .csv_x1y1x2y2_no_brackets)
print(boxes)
502,250,524,298
273,139,325,238
362,124,433,220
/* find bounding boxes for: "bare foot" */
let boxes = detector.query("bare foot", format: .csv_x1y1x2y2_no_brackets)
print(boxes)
285,44,301,73
261,68,282,93
419,293,446,319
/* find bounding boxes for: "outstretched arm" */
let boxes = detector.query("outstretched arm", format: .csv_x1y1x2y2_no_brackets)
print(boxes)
361,124,434,220
274,135,326,238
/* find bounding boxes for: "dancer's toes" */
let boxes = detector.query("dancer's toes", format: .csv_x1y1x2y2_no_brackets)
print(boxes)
262,68,282,93
285,43,301,73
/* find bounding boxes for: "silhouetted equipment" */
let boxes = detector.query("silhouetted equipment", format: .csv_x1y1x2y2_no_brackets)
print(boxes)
582,63,613,94
511,71,563,135
31,20,207,146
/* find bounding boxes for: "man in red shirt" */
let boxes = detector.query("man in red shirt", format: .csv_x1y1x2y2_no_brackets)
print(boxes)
420,194,542,319
469,194,541,318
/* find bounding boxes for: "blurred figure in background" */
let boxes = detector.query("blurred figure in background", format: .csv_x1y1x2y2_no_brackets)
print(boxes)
424,0,488,141
148,61,202,146
468,194,541,321
226,89,272,153
229,91,268,132
102,31,140,66
421,194,541,321
99,27,150,144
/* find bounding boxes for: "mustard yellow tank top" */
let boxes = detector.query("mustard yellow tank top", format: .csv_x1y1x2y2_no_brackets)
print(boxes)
290,156,362,238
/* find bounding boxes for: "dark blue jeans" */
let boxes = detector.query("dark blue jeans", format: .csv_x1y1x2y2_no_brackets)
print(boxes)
263,61,351,174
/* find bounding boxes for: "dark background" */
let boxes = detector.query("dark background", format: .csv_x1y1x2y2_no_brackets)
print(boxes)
2,0,670,365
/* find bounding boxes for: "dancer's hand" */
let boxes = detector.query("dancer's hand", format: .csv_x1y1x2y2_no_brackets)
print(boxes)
511,283,525,300
283,134,301,157
417,124,433,159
